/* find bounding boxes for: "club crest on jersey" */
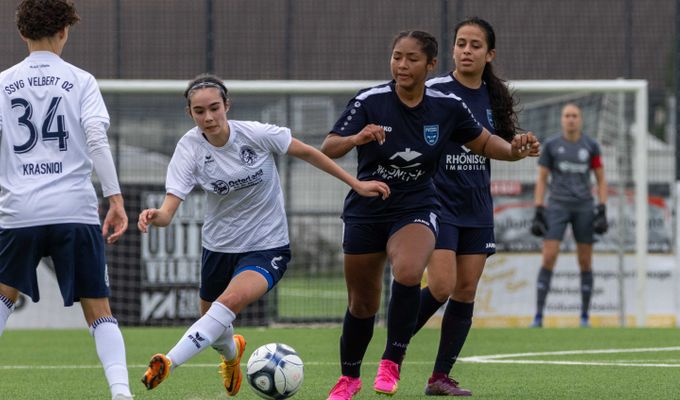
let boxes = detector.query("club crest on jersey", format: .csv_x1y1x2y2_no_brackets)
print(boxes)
423,125,439,145
240,146,258,166
486,109,495,129
211,180,230,195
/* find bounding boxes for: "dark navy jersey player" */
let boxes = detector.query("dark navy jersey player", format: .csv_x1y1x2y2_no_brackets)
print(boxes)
427,74,495,227
322,30,538,400
411,17,538,396
332,80,482,224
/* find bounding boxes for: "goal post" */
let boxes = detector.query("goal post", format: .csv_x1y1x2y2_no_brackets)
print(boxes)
92,78,658,328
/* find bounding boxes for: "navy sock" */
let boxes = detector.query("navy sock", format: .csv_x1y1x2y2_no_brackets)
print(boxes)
339,309,375,378
382,280,420,364
413,286,446,335
535,267,553,318
580,271,593,319
433,300,473,374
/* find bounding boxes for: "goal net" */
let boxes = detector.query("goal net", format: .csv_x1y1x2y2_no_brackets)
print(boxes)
82,79,666,328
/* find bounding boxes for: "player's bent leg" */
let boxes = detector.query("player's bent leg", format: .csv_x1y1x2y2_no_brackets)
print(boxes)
375,223,434,395
413,250,456,335
218,334,246,396
82,298,132,399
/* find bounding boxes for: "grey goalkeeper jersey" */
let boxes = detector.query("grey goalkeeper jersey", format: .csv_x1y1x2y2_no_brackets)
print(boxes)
538,133,602,208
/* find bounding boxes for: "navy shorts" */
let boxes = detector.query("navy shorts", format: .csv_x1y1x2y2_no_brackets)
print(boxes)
435,224,496,255
343,211,438,254
200,244,291,302
0,224,109,306
545,203,595,244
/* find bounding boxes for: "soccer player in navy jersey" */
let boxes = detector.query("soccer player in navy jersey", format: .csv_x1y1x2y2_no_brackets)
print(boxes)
321,30,539,399
0,1,131,399
530,103,608,328
138,74,389,396
410,17,536,396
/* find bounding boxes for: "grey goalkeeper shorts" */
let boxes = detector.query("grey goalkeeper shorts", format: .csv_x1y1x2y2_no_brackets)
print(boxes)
545,201,595,244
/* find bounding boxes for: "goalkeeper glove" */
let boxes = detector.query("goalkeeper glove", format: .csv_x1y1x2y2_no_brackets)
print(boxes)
593,204,608,234
530,206,548,237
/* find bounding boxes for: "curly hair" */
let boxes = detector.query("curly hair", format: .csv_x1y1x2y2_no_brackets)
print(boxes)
16,0,80,40
454,17,520,142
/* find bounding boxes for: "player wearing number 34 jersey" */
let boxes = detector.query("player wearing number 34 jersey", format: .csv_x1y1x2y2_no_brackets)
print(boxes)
0,50,115,227
0,1,131,400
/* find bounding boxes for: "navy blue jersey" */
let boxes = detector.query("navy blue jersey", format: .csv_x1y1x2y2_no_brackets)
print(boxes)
332,81,483,222
426,73,495,227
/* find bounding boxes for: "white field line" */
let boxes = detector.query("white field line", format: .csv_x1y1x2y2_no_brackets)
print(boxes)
3,347,680,370
459,346,680,368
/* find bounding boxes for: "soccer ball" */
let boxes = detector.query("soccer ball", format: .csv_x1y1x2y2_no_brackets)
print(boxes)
246,343,304,399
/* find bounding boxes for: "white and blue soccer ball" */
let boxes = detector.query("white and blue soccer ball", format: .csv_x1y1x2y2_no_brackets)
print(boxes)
246,343,304,399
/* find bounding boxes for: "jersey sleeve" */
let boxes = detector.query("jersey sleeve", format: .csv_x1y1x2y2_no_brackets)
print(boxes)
79,74,110,129
165,139,198,200
537,138,553,168
449,100,483,144
590,139,603,169
257,122,293,154
330,95,369,137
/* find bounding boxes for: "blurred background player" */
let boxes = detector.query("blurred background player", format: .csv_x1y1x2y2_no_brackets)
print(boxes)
0,1,131,399
321,30,538,399
138,74,389,396
413,17,537,396
530,103,608,328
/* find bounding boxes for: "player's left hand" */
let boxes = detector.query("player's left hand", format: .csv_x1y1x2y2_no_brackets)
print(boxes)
510,132,540,159
593,204,608,234
353,180,391,200
102,194,128,244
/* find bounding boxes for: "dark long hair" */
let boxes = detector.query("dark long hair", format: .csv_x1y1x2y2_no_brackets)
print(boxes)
454,17,519,141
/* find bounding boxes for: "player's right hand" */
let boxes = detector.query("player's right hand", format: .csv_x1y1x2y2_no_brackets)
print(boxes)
353,180,391,200
138,208,159,233
352,124,386,146
531,205,548,237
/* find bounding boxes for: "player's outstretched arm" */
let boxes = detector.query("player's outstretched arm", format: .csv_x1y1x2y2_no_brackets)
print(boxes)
288,138,390,199
320,124,386,159
138,194,183,233
102,194,128,244
465,129,540,161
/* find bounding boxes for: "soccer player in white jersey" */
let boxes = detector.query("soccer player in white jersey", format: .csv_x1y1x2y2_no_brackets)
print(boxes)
0,1,131,399
138,74,390,396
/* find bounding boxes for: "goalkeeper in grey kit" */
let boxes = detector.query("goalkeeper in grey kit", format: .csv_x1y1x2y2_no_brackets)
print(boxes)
529,103,608,328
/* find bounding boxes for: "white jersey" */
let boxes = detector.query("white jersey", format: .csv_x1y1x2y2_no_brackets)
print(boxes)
166,120,292,253
0,51,109,228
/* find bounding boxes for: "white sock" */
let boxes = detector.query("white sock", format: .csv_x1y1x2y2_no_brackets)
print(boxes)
167,302,235,369
211,323,236,360
89,317,131,398
0,294,15,336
